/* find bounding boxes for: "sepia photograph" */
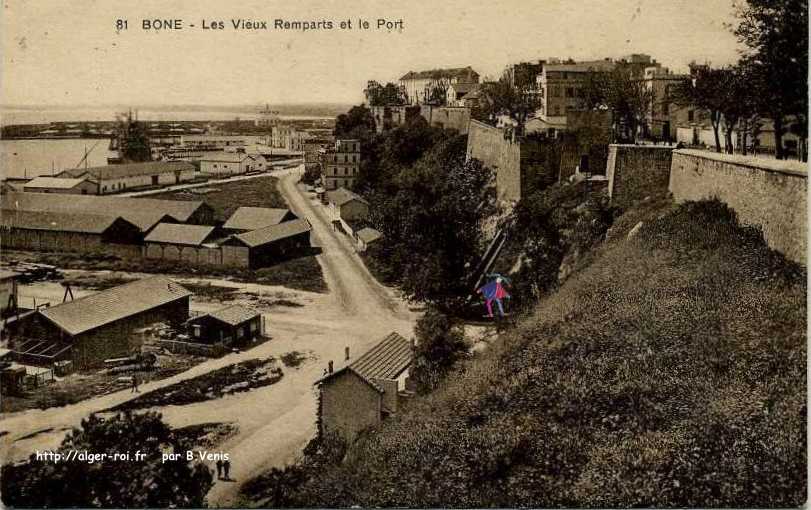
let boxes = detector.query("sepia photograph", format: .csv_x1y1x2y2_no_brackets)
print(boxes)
0,0,807,508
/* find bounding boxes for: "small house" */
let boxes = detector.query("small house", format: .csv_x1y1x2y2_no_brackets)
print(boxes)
144,223,219,262
186,305,261,346
199,152,259,176
23,176,100,195
355,227,382,252
326,188,369,223
315,332,413,442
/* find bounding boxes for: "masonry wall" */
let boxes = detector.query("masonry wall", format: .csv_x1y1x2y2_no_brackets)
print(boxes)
606,144,674,208
320,371,381,441
669,149,807,265
466,120,521,203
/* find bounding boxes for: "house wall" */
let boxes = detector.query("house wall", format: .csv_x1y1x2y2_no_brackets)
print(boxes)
98,169,195,194
144,243,233,267
23,180,99,195
320,371,382,441
669,149,807,264
372,378,400,413
0,277,18,316
466,120,521,203
606,144,673,208
249,231,311,268
1,229,141,259
200,159,253,176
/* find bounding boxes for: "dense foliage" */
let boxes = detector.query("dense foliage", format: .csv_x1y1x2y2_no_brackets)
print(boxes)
1,411,213,508
358,116,496,310
410,307,469,393
270,199,806,507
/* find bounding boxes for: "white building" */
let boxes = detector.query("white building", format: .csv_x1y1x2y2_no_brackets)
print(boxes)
200,152,262,176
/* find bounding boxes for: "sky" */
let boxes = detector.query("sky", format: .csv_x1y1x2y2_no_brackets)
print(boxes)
1,0,744,107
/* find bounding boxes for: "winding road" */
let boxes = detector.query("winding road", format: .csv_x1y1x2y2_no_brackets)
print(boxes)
0,167,416,507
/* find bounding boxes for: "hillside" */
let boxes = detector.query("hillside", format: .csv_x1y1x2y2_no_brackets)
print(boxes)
249,198,806,507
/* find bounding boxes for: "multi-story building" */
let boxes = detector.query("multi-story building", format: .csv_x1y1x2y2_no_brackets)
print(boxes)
399,66,479,105
321,139,361,190
642,66,691,141
537,60,617,124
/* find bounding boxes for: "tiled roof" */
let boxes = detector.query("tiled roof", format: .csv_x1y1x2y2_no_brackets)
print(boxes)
144,223,216,246
0,209,130,234
208,305,260,326
356,227,382,244
350,332,413,380
229,218,311,248
400,66,479,81
222,207,293,231
59,161,194,181
39,276,191,336
326,188,368,207
23,177,93,189
2,192,208,232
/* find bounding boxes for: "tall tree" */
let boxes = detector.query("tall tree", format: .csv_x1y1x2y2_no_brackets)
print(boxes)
333,105,376,142
672,67,734,152
475,78,541,134
582,68,653,143
364,81,408,106
734,0,808,159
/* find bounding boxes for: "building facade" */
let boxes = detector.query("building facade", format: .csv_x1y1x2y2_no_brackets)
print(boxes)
321,139,361,190
399,66,480,105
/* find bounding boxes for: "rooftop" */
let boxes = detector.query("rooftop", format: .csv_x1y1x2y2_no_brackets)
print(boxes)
356,227,383,244
207,305,260,326
59,161,194,181
39,276,191,336
400,66,479,81
3,192,209,232
327,188,368,207
315,332,413,391
0,209,132,234
223,207,294,231
228,218,311,248
200,152,255,163
144,223,217,246
23,177,94,189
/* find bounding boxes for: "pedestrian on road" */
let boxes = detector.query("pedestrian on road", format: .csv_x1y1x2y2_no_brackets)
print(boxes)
131,374,139,393
223,459,231,481
216,459,223,480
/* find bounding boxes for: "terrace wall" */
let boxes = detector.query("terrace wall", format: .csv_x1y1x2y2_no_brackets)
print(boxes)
606,144,674,209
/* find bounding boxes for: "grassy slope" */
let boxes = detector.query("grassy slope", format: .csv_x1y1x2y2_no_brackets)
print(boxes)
292,200,806,507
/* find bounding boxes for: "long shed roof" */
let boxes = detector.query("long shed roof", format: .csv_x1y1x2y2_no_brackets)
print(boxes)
0,209,134,234
39,276,191,336
228,218,311,248
144,223,216,246
222,207,294,231
59,161,194,181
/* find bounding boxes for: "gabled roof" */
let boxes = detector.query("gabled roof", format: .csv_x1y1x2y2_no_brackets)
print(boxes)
356,227,383,244
315,332,413,391
39,276,191,336
23,177,95,189
400,66,479,81
144,223,216,246
326,188,368,207
0,209,134,234
59,161,194,181
227,218,311,248
2,192,209,232
208,305,260,326
222,207,294,231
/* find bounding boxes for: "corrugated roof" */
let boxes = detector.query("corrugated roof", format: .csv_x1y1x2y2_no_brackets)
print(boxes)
2,192,208,232
59,161,194,181
208,305,260,326
23,177,93,189
356,227,383,244
326,188,368,207
229,218,311,248
350,332,413,380
0,209,129,234
144,223,216,246
39,276,191,336
222,207,293,231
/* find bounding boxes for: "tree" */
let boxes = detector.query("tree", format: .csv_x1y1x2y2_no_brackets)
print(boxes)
333,105,376,142
1,411,213,508
364,81,408,106
672,67,734,152
411,307,468,393
733,0,808,159
475,78,541,134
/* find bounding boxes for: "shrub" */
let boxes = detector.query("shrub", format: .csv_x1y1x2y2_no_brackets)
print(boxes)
411,307,468,393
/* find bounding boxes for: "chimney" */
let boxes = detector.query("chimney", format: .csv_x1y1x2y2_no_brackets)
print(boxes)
328,360,333,373
345,346,350,361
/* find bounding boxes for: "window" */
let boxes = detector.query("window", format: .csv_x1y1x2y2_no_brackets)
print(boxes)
250,321,258,332
688,110,694,122
237,327,245,339
193,325,201,338
554,106,561,116
566,87,574,98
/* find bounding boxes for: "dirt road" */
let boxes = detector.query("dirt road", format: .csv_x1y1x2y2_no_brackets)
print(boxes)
0,167,416,508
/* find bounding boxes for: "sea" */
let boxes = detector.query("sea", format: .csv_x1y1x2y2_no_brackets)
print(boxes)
0,106,335,179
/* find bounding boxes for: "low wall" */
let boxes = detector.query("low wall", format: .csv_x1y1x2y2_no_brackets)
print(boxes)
606,144,674,208
669,149,807,264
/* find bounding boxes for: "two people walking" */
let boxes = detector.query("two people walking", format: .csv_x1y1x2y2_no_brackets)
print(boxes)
215,459,232,481
477,273,511,318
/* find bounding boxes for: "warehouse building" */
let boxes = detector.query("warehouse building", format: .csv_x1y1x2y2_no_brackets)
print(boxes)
316,332,414,441
58,161,196,194
222,207,297,233
221,218,312,268
8,276,191,368
3,192,215,233
0,209,143,257
144,223,220,264
22,176,99,195
199,152,261,176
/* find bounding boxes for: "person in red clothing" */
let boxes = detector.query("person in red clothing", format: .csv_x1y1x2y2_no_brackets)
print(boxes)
477,274,510,317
